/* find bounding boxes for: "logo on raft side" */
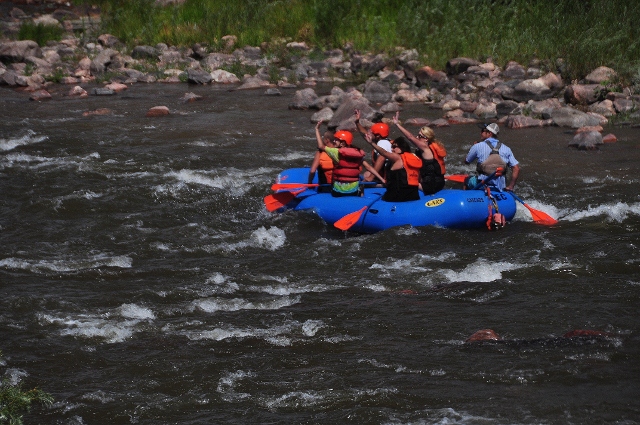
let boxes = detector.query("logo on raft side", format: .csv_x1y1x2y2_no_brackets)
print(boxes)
425,198,445,207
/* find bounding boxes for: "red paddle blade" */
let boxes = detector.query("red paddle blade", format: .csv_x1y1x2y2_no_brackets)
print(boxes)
271,183,319,191
264,191,298,212
524,204,558,225
334,206,367,231
444,174,467,183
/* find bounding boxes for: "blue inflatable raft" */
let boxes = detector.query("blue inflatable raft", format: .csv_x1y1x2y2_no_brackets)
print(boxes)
268,167,518,233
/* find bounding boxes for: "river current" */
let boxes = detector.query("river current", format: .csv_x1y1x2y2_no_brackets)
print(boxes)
1,83,639,424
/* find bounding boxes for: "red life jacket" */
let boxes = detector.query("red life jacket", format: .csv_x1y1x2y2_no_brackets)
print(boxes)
333,147,364,183
401,152,422,186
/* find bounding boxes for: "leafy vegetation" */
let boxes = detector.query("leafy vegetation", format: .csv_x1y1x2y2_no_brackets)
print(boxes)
0,352,53,425
18,22,64,46
71,0,640,81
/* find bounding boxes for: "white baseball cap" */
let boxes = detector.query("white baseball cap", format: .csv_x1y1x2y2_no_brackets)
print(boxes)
481,123,499,135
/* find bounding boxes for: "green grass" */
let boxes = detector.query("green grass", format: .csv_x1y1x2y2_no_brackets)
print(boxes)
72,0,640,82
18,22,64,47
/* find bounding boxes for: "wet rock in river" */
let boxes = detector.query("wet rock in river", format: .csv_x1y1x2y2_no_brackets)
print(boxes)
146,106,170,117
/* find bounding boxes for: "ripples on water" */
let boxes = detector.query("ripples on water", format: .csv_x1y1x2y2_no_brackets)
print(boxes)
1,84,639,424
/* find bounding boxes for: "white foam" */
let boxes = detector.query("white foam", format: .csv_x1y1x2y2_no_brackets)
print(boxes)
268,151,309,162
383,407,499,424
4,368,28,385
0,130,48,152
81,390,115,403
441,258,522,283
245,282,336,296
0,254,132,273
118,304,155,320
39,302,157,344
208,226,286,252
301,320,324,337
40,313,135,343
182,317,318,345
191,295,300,313
562,201,640,223
216,370,254,401
164,166,277,197
204,272,239,294
263,390,325,409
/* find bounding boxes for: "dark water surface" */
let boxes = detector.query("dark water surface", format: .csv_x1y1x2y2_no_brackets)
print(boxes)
1,83,639,424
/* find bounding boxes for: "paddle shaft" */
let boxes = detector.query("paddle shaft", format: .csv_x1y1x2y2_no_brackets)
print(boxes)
472,168,501,190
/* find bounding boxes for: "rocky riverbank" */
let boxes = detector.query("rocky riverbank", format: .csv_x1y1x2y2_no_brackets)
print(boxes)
1,1,639,150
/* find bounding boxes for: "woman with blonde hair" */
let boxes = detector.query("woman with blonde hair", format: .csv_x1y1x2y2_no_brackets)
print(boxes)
393,112,446,195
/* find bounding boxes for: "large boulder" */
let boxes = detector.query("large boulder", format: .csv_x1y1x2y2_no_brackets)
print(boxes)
496,100,522,117
328,96,377,130
415,65,448,86
473,101,497,119
210,69,240,84
97,34,122,48
508,78,554,102
350,53,387,77
504,115,553,129
539,72,564,91
564,84,603,105
29,89,52,101
588,99,616,117
186,68,212,84
131,45,159,60
203,52,235,70
310,107,334,123
362,80,393,104
393,88,430,102
445,57,480,75
0,70,20,86
526,98,563,119
584,66,616,84
90,48,119,74
288,87,318,110
0,40,42,63
550,106,604,128
569,130,603,150
501,61,527,80
236,75,270,90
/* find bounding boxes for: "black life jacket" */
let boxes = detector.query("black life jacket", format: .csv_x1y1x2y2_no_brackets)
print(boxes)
417,149,445,195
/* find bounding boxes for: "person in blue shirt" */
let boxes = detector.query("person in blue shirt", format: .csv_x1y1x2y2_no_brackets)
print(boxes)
464,123,520,191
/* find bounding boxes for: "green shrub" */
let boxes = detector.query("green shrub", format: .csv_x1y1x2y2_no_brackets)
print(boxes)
0,351,53,425
18,22,64,47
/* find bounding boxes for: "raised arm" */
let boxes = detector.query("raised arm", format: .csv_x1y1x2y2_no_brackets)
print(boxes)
353,109,368,139
393,112,429,151
364,132,400,162
315,120,327,151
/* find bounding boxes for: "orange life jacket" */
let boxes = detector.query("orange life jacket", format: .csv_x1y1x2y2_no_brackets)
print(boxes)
319,152,334,183
401,152,422,186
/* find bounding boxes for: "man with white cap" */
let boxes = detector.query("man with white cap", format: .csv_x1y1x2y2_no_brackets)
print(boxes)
464,123,520,191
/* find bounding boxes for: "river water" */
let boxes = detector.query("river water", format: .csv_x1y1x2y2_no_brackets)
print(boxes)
1,83,639,424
